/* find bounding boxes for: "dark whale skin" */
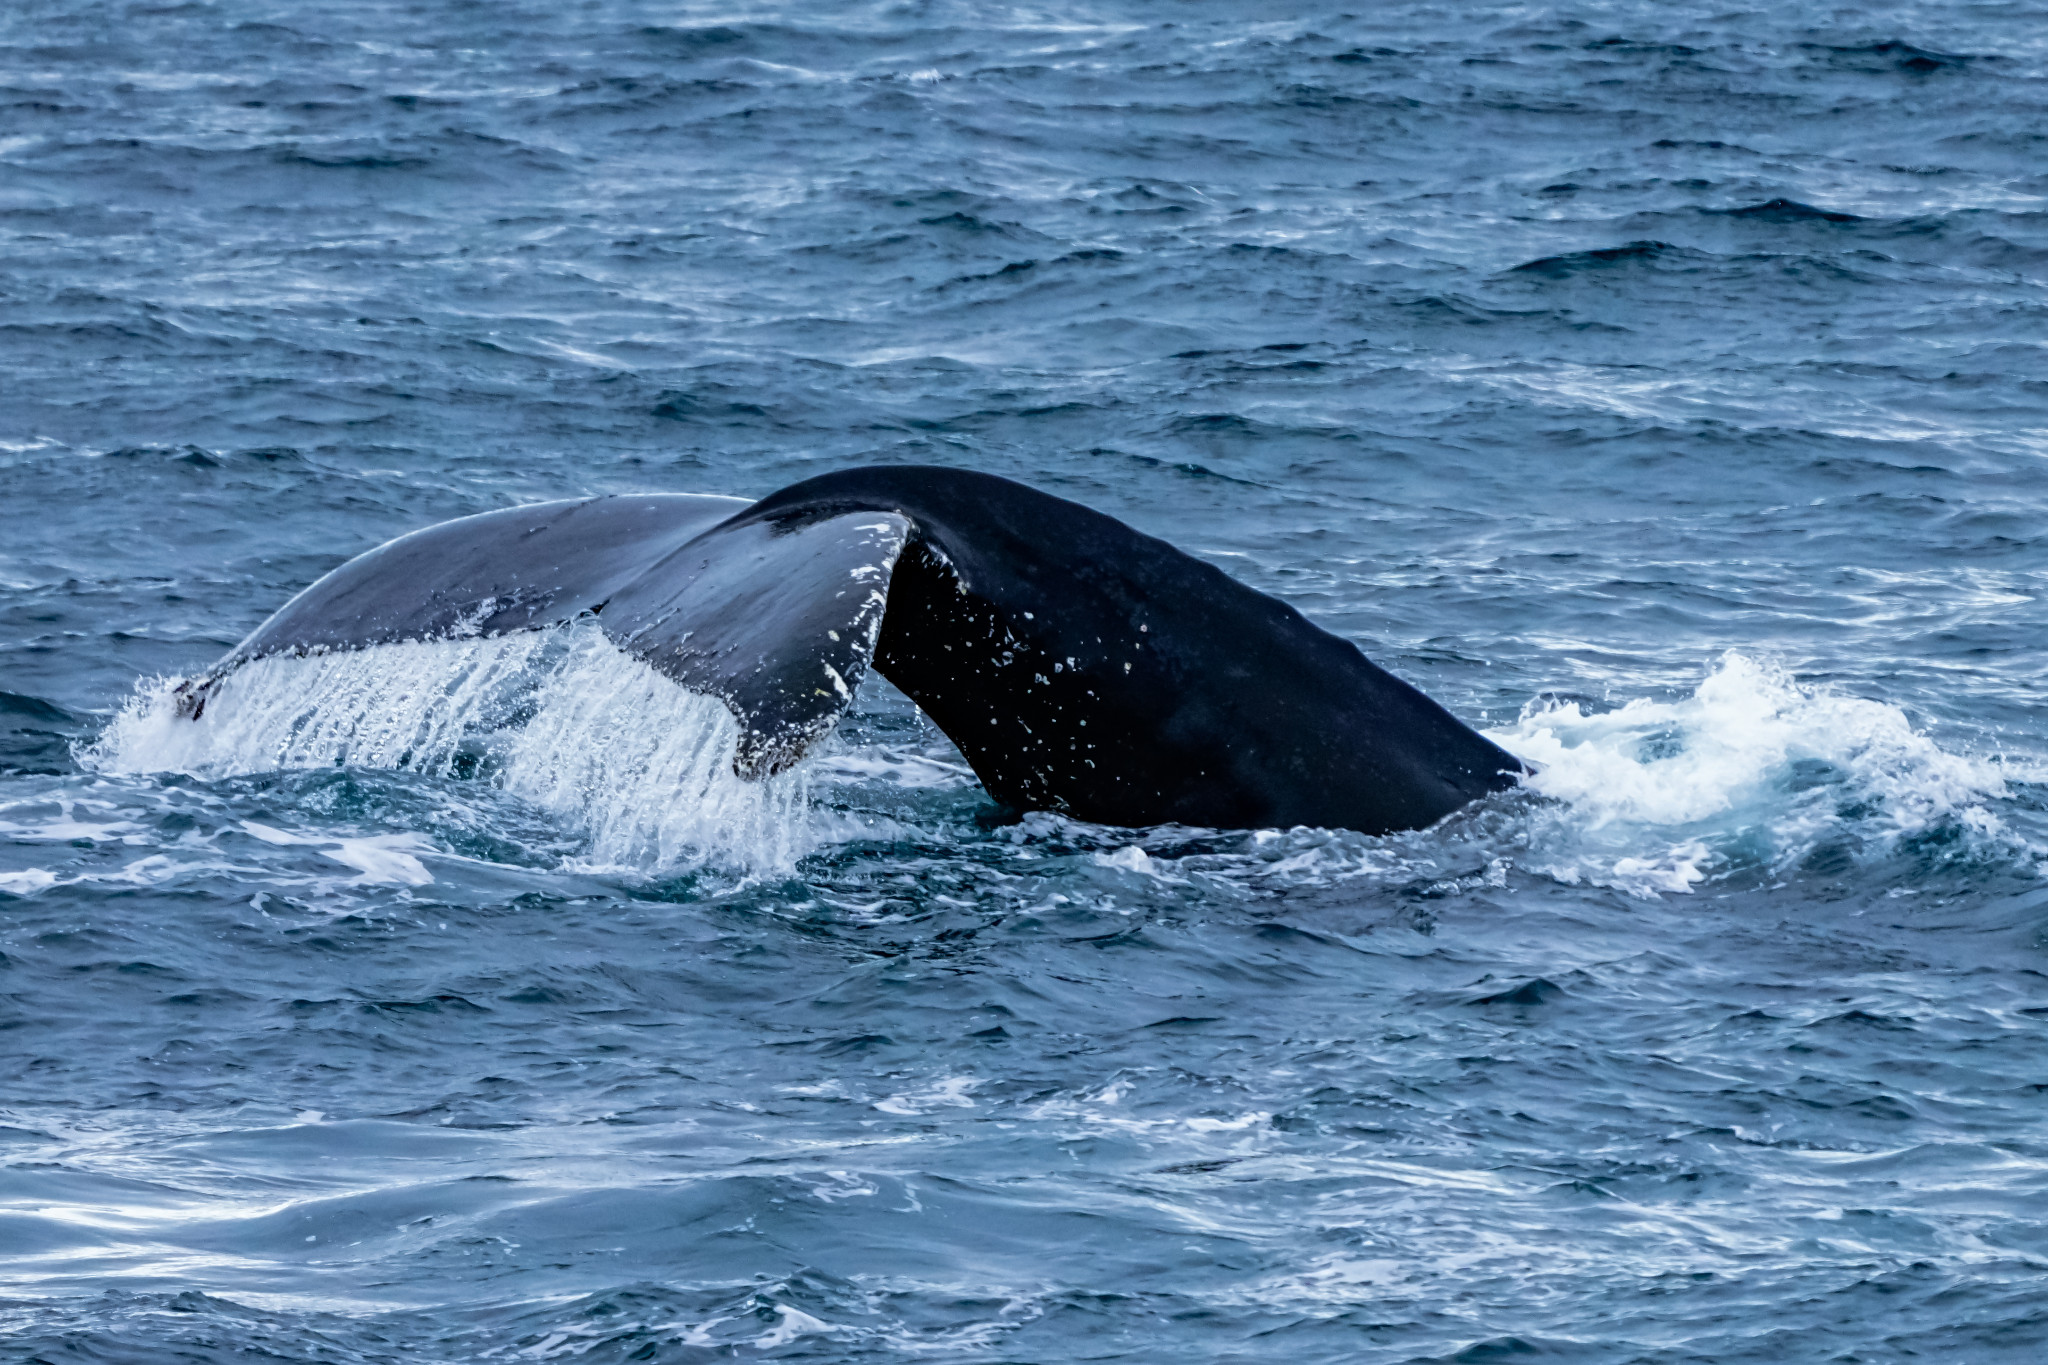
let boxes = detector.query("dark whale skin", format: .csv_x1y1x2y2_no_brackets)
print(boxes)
181,465,1524,835
738,466,1525,832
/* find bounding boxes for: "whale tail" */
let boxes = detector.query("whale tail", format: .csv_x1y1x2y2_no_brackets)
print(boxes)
179,466,1524,834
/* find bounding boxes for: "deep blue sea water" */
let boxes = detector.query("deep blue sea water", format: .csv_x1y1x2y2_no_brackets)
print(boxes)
5,2,2048,1360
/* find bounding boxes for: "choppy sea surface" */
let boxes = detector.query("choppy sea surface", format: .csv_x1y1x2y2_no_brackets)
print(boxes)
4,1,2048,1360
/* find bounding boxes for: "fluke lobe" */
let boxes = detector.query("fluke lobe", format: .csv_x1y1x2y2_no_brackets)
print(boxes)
177,466,1525,833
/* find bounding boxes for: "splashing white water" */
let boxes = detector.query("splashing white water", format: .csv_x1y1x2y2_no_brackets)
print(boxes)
84,622,821,876
495,632,816,873
80,637,2025,898
1002,654,2030,904
1487,652,2020,897
90,631,554,779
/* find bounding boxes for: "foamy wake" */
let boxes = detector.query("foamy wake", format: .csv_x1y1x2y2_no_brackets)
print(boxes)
85,621,820,876
81,637,2027,897
1488,652,2027,897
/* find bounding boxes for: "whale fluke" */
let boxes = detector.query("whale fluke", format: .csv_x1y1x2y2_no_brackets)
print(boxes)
179,466,1524,833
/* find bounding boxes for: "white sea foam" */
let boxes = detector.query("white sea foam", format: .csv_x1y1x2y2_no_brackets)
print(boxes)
1090,654,2030,904
77,636,2025,897
84,622,822,877
242,820,437,886
1487,651,2023,897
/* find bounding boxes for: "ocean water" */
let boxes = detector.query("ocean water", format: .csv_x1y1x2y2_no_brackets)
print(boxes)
4,0,2048,1359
